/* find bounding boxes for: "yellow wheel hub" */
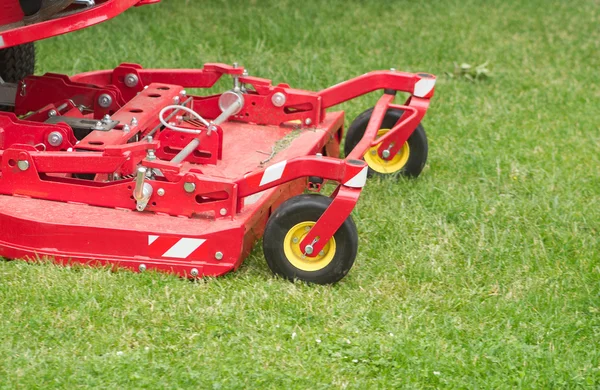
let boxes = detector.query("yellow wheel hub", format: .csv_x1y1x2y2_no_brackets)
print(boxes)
364,129,410,174
283,221,336,272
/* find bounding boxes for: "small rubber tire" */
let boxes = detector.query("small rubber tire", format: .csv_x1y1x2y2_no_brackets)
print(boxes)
0,43,35,111
344,107,428,178
263,194,358,284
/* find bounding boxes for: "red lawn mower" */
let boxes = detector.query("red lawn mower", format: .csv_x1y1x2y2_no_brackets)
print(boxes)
0,0,435,284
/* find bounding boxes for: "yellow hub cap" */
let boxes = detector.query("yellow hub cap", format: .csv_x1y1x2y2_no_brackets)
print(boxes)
364,129,410,174
283,221,336,272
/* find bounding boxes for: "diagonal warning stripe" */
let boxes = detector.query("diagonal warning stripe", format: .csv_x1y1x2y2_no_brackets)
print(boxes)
161,238,206,259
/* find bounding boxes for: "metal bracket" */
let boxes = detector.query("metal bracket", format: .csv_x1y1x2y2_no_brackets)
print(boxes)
45,116,120,131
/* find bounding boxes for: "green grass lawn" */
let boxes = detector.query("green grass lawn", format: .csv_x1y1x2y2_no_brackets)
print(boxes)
1,0,599,387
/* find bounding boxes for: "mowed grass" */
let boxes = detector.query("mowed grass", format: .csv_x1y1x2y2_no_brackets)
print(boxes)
1,0,599,387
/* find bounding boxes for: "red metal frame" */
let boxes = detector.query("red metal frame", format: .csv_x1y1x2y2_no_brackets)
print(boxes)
0,0,158,49
0,59,434,278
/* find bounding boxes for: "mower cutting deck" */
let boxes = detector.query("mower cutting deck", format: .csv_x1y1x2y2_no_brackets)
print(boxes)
0,1,436,284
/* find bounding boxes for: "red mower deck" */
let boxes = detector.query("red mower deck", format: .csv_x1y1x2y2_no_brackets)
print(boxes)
0,2,436,283
0,111,345,278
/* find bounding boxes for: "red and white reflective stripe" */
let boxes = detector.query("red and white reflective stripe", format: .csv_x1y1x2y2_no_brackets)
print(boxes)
413,78,436,98
344,166,368,188
148,235,206,259
259,160,287,186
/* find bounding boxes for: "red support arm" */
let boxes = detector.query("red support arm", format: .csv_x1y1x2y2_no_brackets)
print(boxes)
298,185,362,257
318,70,435,109
236,157,367,199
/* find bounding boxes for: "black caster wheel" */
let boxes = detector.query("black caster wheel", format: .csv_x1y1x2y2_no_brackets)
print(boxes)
263,194,358,284
344,107,428,178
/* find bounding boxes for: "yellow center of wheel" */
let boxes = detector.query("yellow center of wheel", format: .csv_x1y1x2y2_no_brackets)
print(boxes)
363,129,410,174
283,221,336,272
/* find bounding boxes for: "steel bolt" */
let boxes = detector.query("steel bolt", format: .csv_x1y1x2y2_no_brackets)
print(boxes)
292,237,299,244
47,109,57,118
184,182,196,193
305,245,314,255
47,132,64,147
146,149,156,161
102,114,111,122
97,93,113,108
305,118,312,126
123,125,131,133
17,160,29,171
157,188,165,196
131,117,138,126
180,90,187,97
382,150,391,159
95,121,103,128
215,252,223,260
370,150,377,155
190,268,199,277
139,264,147,272
319,250,325,256
173,95,180,104
271,92,286,107
219,208,227,216
124,73,139,88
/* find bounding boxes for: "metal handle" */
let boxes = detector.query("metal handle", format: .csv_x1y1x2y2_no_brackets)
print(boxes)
133,167,153,211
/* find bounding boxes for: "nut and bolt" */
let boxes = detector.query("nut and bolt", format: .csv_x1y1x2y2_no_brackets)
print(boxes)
304,244,314,255
190,268,199,277
183,182,196,193
173,95,180,104
304,118,312,126
95,121,103,128
157,188,165,196
122,124,131,133
146,149,156,161
215,252,223,260
124,73,139,88
17,160,30,171
47,132,63,147
131,117,138,127
292,237,299,244
102,114,111,122
219,208,227,216
271,92,286,107
180,90,187,97
139,264,147,272
97,94,113,108
47,109,57,118
382,150,391,159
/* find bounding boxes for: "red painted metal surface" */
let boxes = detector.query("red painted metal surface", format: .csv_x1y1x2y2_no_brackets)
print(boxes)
0,0,157,49
0,62,434,280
